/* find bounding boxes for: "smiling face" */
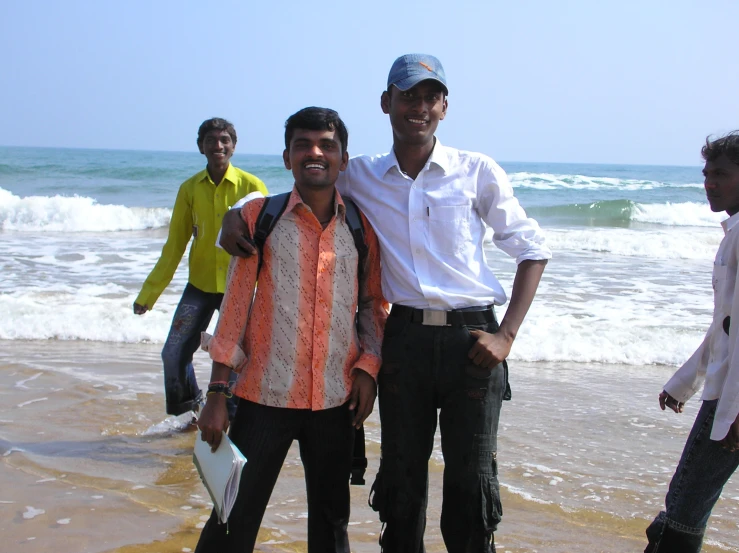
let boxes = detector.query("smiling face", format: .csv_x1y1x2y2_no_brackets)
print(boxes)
283,128,348,191
381,80,447,148
703,154,739,215
198,129,235,170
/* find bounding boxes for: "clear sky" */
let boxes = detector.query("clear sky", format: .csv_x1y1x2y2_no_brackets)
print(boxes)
1,0,736,165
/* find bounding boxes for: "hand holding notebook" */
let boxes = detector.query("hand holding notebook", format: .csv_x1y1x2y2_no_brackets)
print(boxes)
193,431,247,524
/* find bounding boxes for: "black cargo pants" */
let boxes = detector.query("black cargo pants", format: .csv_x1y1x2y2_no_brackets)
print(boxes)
370,305,510,553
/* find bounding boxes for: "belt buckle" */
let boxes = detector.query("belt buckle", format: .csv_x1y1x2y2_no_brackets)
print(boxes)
422,309,448,326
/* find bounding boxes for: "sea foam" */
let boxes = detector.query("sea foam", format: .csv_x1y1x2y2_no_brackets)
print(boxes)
510,172,702,191
631,201,723,227
0,187,171,231
545,226,722,259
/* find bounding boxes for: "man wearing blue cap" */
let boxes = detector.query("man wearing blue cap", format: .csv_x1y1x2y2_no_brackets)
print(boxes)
220,54,551,553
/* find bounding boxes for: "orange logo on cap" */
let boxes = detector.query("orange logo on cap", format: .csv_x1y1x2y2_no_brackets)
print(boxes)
419,62,433,72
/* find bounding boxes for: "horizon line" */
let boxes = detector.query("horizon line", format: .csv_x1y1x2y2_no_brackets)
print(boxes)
0,143,703,169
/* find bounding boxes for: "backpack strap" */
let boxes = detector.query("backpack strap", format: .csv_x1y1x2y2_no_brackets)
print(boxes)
253,192,291,274
253,193,368,277
342,198,368,282
343,197,370,487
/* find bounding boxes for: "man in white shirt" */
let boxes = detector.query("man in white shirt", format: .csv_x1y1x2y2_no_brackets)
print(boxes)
645,131,739,553
221,54,550,553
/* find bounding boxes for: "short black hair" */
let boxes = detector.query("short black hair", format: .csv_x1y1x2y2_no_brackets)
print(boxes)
197,118,237,147
284,107,348,154
702,131,739,166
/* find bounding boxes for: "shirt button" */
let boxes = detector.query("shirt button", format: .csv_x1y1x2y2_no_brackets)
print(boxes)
415,248,421,254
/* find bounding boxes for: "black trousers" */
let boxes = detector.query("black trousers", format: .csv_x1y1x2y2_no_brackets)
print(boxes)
195,400,354,553
370,310,509,553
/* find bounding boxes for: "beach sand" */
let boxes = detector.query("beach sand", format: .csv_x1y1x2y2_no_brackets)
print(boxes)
2,340,738,553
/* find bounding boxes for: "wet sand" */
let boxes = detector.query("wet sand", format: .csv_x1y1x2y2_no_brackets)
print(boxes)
1,340,738,553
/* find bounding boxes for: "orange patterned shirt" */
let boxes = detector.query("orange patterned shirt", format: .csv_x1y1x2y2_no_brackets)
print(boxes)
203,187,387,410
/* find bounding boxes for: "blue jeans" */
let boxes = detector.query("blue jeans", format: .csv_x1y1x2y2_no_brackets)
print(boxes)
194,400,354,553
645,399,739,553
369,308,510,553
161,283,236,417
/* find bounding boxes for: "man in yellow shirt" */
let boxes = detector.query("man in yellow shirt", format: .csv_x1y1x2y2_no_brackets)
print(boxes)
134,118,267,418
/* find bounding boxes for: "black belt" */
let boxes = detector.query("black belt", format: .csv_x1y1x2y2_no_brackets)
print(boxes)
389,304,495,327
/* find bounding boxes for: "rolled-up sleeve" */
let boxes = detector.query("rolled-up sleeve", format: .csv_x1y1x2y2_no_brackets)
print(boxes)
478,160,552,264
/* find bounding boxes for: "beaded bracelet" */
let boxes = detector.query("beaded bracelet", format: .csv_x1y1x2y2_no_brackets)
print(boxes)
206,382,233,398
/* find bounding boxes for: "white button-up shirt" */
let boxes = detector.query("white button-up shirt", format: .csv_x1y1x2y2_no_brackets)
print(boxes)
665,212,739,440
336,141,551,309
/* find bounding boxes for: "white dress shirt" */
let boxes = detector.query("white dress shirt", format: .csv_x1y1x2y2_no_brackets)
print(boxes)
336,141,551,309
664,212,739,440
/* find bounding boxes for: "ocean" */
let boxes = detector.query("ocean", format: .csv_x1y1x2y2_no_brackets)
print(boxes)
1,145,737,553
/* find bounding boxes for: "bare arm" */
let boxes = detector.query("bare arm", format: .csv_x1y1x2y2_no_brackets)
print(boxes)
196,362,233,452
469,259,548,368
220,208,257,257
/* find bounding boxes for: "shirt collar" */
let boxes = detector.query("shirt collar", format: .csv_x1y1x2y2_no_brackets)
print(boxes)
427,139,450,173
722,211,739,234
380,137,450,177
286,185,346,221
201,163,237,186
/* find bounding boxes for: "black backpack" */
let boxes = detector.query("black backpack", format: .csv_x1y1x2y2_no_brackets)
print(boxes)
251,192,369,485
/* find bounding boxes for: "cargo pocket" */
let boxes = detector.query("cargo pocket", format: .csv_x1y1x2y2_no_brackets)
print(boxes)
481,472,502,533
472,434,502,533
368,460,413,522
368,465,388,522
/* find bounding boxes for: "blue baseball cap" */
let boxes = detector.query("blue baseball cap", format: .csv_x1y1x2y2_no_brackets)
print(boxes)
387,54,448,95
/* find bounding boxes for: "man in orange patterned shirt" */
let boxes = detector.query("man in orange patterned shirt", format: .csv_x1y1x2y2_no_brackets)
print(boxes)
193,107,387,553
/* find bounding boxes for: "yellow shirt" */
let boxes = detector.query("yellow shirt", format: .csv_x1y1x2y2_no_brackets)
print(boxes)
136,164,268,308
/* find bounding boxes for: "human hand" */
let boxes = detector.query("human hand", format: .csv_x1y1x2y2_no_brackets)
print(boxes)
468,330,512,369
348,369,377,429
221,209,256,257
133,303,148,315
659,391,684,413
197,394,230,452
719,412,739,452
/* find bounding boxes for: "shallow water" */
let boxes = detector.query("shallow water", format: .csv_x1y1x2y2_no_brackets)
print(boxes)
2,341,737,553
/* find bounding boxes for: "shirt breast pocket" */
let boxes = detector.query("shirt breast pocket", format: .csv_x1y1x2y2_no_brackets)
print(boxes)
427,204,473,254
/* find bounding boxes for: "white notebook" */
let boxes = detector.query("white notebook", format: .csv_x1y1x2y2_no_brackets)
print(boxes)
193,431,247,524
